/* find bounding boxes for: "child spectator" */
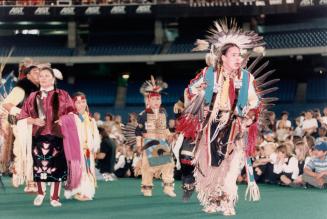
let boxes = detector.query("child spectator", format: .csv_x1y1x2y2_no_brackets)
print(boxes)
303,141,327,189
253,142,277,184
263,130,276,143
316,127,327,143
267,111,277,132
318,107,327,128
93,112,104,127
291,141,310,186
293,117,304,138
273,145,299,186
114,145,127,178
302,111,318,136
125,145,135,177
276,111,292,130
96,127,117,182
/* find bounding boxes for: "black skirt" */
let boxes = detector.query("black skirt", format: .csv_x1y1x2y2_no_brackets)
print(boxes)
32,135,67,182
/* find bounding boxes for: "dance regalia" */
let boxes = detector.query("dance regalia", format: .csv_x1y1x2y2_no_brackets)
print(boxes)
64,112,100,199
135,76,176,197
173,94,196,201
176,20,277,215
136,107,175,196
2,71,39,187
18,89,74,182
186,66,259,212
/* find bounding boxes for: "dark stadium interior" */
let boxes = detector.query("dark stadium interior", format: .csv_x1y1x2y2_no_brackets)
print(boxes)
0,1,326,120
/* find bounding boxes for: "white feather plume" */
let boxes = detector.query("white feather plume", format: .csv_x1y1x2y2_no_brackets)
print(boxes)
53,68,63,80
193,19,265,66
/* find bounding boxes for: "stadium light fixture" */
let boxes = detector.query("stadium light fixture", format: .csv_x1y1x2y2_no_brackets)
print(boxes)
122,74,130,79
17,21,33,25
48,21,64,25
14,29,40,35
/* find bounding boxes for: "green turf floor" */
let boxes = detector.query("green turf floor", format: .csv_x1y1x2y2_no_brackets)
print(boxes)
0,177,326,219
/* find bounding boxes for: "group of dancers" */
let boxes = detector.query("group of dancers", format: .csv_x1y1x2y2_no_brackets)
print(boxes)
0,20,276,216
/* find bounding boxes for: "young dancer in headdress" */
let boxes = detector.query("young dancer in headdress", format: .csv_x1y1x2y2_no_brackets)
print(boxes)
135,76,176,197
176,20,277,215
64,92,100,201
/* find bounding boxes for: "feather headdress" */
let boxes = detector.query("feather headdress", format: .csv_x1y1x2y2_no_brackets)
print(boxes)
193,19,265,67
140,75,168,96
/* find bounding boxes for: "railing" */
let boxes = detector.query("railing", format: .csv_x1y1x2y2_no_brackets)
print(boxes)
0,0,185,6
0,0,293,6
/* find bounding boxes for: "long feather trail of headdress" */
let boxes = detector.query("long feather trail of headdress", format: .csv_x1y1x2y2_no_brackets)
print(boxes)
0,47,14,82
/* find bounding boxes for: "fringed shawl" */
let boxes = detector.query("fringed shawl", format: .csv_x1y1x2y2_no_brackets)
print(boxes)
60,114,82,190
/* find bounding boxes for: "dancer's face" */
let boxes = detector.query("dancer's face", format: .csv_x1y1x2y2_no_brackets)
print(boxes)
27,67,40,85
39,69,55,89
74,96,87,114
148,95,161,110
222,46,243,72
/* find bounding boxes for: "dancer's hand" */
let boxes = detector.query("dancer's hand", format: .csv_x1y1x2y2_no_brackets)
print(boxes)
136,146,142,154
197,83,207,91
33,118,45,127
173,101,184,114
54,119,62,126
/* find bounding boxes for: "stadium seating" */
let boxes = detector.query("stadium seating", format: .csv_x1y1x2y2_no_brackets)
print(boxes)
268,80,297,102
57,80,116,105
125,82,144,105
0,35,74,56
167,37,194,54
85,32,161,56
264,29,327,49
2,28,326,56
306,78,327,102
167,29,327,53
86,44,161,56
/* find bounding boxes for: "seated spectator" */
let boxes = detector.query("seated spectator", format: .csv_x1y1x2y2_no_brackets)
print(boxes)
253,142,277,184
318,107,327,128
316,127,327,143
303,141,327,189
293,117,304,138
256,132,267,148
293,135,303,145
114,115,124,128
96,127,117,182
252,145,267,183
94,112,104,127
267,111,277,132
304,135,316,149
114,145,127,178
104,113,114,126
125,145,135,177
291,141,310,186
273,145,299,186
127,112,138,127
276,111,292,142
276,111,292,131
302,111,318,136
263,130,276,143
